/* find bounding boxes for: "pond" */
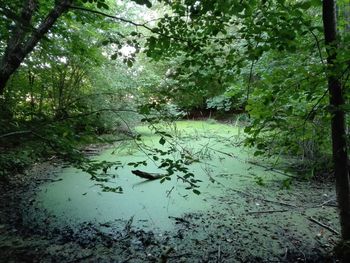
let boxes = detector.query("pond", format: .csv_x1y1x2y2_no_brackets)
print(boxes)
29,120,282,232
8,121,339,261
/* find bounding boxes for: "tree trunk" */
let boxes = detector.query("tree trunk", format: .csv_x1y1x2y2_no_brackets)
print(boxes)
0,0,72,95
0,0,37,95
323,0,350,241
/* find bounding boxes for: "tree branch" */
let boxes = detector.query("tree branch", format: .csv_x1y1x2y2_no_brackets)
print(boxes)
0,130,31,139
309,29,325,66
68,5,186,42
69,5,151,29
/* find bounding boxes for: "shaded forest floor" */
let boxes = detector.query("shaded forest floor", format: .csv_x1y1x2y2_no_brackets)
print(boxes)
0,121,341,262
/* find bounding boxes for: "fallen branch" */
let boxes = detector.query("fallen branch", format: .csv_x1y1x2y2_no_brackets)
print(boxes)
260,198,298,208
247,160,298,179
36,178,63,182
217,245,221,263
308,217,339,235
131,170,165,180
214,177,298,208
205,145,235,157
248,209,289,214
318,198,337,207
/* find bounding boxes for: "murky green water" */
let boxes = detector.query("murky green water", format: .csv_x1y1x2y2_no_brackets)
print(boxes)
32,121,295,232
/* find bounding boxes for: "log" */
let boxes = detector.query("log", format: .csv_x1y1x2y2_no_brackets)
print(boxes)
131,170,165,180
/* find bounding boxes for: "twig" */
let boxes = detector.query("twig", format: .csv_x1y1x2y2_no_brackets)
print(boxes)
61,108,137,120
176,174,197,188
68,5,185,42
204,145,235,157
260,198,297,208
308,29,325,66
247,209,289,214
215,178,297,207
166,186,175,198
318,198,337,207
0,130,31,139
247,160,298,179
302,89,328,125
69,5,151,28
283,248,288,261
217,245,221,263
308,217,339,235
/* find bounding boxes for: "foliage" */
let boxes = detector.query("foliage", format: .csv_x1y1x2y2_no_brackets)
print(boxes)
2,0,350,252
139,0,343,178
0,0,152,179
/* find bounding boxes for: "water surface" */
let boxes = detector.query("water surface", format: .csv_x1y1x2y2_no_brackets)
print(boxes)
33,121,286,231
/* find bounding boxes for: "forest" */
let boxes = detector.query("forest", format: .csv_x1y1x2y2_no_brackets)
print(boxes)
1,0,350,262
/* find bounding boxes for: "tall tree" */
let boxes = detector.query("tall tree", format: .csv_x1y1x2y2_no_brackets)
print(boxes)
0,0,73,95
323,0,350,242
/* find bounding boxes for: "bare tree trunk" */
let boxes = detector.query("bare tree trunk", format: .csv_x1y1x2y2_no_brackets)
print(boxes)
0,0,72,95
323,0,350,241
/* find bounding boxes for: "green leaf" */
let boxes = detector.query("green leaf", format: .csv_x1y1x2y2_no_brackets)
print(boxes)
97,2,109,9
159,137,166,145
193,189,201,195
296,1,312,9
132,0,152,8
253,150,264,156
127,60,133,67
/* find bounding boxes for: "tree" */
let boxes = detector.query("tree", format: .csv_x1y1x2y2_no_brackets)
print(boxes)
0,0,73,95
140,0,350,249
0,0,153,96
323,0,350,244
